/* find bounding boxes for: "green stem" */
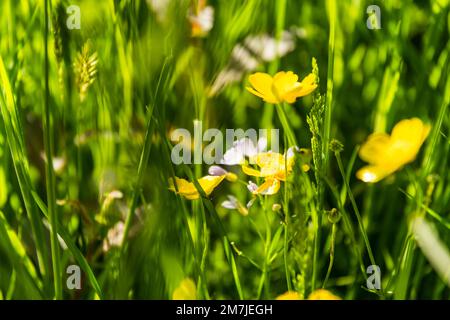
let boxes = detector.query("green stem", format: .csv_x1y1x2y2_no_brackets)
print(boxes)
335,153,377,269
257,197,272,299
422,64,450,177
198,202,211,299
322,175,369,282
201,198,244,299
121,106,154,249
311,1,337,292
260,0,287,129
283,134,292,291
313,0,336,291
121,57,170,252
44,0,62,299
283,223,291,291
322,223,336,288
323,0,336,170
276,103,297,147
311,204,321,291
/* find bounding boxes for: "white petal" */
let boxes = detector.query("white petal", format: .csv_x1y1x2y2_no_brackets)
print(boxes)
221,137,258,164
246,198,256,208
221,201,237,210
231,45,259,70
236,138,258,157
247,181,258,193
257,137,267,152
284,146,299,160
221,148,245,165
208,165,228,176
197,7,214,32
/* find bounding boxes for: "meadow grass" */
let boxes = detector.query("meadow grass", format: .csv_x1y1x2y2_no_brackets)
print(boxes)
0,0,449,300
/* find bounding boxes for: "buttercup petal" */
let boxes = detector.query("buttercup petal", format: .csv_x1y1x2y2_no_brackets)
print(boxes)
197,175,226,196
272,71,301,99
247,73,279,103
308,289,341,300
358,133,391,165
249,72,273,93
254,178,280,195
168,177,199,199
276,291,301,300
242,165,262,177
169,175,225,200
247,71,316,104
172,278,197,300
356,165,395,183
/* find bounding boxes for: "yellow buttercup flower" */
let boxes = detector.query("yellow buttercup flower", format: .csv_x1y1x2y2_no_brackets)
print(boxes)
242,151,293,195
243,152,294,181
248,177,281,195
276,291,301,300
307,289,341,300
246,71,317,104
168,175,225,200
356,118,431,183
276,289,340,300
242,148,309,195
172,278,197,300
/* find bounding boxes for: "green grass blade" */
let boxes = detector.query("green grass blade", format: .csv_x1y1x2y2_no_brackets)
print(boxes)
31,191,104,299
0,54,49,284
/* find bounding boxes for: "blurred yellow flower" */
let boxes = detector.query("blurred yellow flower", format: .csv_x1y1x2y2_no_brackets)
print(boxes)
246,71,317,104
276,289,340,300
172,278,197,300
356,118,431,183
168,175,225,200
276,291,301,300
308,289,341,300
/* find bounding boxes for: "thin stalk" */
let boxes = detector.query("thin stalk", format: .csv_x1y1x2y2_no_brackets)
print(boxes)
32,191,104,298
314,0,336,291
311,203,321,290
422,65,450,177
161,138,203,299
121,105,155,250
323,174,368,281
283,134,292,291
394,236,415,299
335,153,377,268
44,0,62,299
323,0,336,168
283,223,291,291
121,58,170,251
276,103,297,147
260,0,287,129
193,187,244,299
198,202,211,299
257,197,272,299
322,223,336,288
